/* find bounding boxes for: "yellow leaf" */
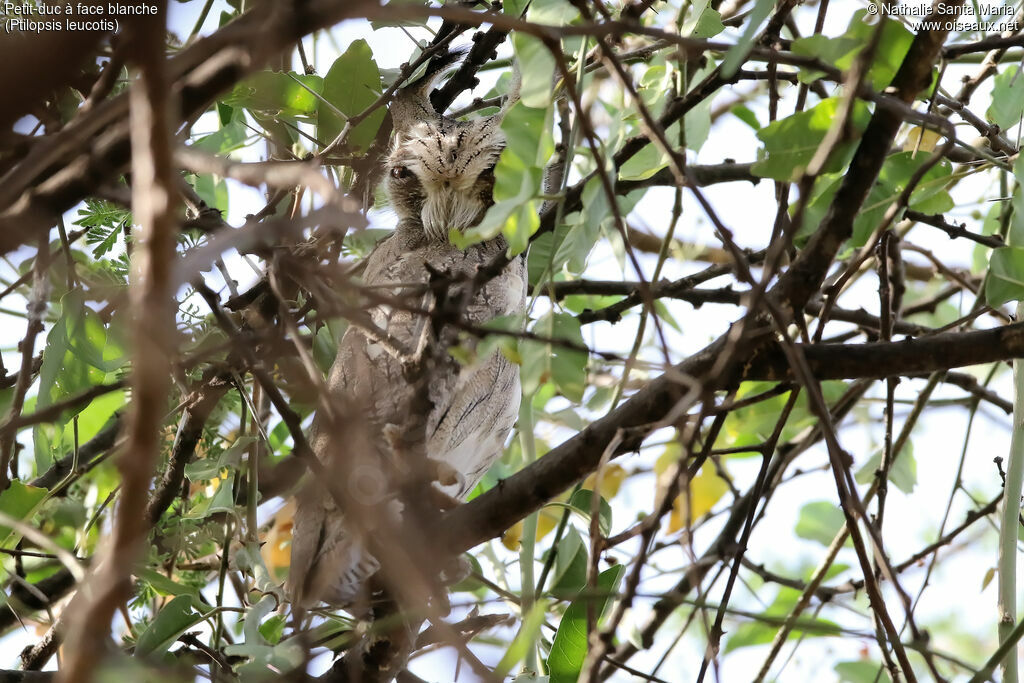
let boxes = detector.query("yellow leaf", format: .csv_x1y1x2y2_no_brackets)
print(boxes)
667,463,730,533
502,522,522,550
501,505,565,550
903,126,941,153
261,500,295,579
582,464,627,499
982,566,997,592
537,507,561,539
654,443,682,478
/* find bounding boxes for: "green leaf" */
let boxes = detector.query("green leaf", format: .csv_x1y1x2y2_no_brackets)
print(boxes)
554,180,606,274
474,313,526,368
982,566,997,592
318,40,385,152
183,472,236,520
618,121,681,181
504,0,530,15
986,247,1024,306
547,565,626,683
637,65,668,113
137,568,203,599
66,298,125,372
526,0,579,25
62,391,124,449
731,104,761,131
718,381,847,452
501,100,555,171
799,152,953,247
988,65,1024,130
259,615,287,645
193,110,249,155
222,71,322,118
792,12,914,91
854,442,917,494
1009,154,1024,248
725,586,841,653
835,660,892,683
567,489,612,537
527,226,567,286
795,501,847,546
513,33,557,108
185,436,255,482
193,172,229,214
752,98,870,182
548,527,588,598
689,0,725,38
457,101,551,254
684,62,715,152
0,481,48,545
75,198,131,231
850,152,953,245
495,600,549,678
342,228,391,258
34,292,110,472
837,13,913,91
720,0,773,77
505,201,543,256
972,204,1004,273
135,595,206,657
224,594,304,678
520,313,588,402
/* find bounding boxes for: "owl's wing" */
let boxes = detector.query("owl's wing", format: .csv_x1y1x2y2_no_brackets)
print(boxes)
327,233,452,437
426,253,527,498
288,236,525,606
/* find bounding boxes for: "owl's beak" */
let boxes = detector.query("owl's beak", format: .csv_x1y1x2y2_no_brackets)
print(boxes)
421,187,485,242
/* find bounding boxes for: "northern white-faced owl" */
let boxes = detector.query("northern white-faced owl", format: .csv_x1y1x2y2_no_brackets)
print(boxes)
287,54,526,608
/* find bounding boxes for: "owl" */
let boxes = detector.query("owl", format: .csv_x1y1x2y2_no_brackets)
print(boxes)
287,53,526,609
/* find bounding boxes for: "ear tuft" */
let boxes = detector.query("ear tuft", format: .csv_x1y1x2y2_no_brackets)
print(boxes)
391,49,468,135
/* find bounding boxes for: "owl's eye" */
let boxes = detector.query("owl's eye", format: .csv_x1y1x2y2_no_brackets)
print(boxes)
390,165,414,181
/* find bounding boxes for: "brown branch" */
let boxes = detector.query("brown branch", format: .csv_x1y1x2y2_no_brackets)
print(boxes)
930,371,1012,413
905,209,1005,248
60,8,179,679
1,372,231,644
0,381,126,437
431,24,510,113
615,161,758,193
0,236,49,489
945,33,1024,57
441,316,1019,554
0,570,76,634
145,371,232,523
0,671,55,683
0,0,380,254
29,415,122,492
769,1,963,315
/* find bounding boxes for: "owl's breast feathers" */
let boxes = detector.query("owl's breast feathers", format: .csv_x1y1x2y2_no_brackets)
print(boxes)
332,229,526,475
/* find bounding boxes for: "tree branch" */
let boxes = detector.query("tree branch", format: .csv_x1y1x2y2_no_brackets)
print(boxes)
441,318,1020,554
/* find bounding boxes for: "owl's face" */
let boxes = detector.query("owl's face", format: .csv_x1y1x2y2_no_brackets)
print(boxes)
386,115,504,243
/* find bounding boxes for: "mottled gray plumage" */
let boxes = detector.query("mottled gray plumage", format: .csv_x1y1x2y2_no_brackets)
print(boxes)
288,55,525,608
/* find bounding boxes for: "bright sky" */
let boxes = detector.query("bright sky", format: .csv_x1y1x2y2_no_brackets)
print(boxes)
1,1,1018,681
